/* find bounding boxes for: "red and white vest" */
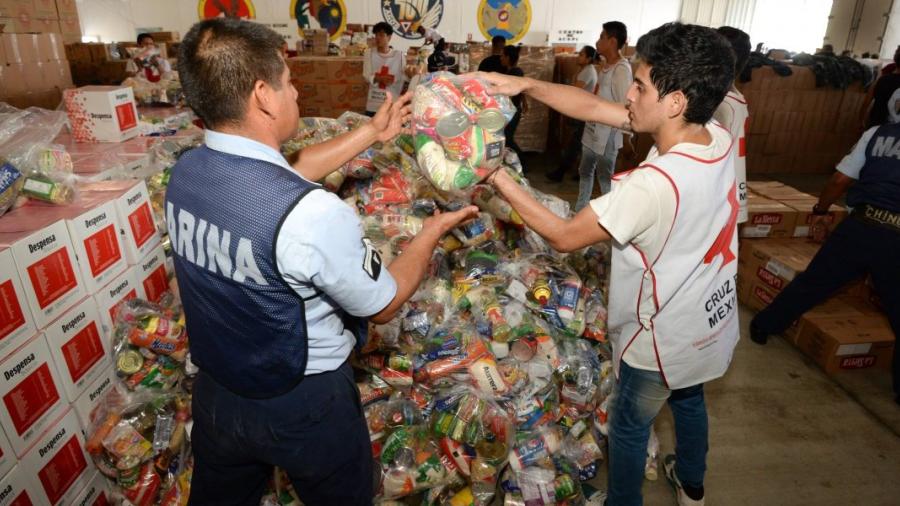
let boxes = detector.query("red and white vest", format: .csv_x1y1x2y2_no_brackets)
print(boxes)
609,122,741,389
366,49,406,112
722,91,749,223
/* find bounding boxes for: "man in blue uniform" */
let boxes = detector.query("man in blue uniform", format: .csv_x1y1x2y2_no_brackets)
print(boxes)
751,90,900,406
167,18,476,505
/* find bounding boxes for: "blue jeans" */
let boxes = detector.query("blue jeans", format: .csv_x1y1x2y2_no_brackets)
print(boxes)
188,361,373,505
607,361,708,506
575,134,619,212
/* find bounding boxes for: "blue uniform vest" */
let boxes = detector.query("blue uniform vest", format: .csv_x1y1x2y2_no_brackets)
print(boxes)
165,146,318,398
847,122,900,212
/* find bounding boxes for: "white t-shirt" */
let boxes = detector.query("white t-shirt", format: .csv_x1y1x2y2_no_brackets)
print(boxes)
583,58,632,154
364,48,407,112
575,65,598,93
836,126,877,179
126,55,172,76
590,123,732,370
205,130,398,374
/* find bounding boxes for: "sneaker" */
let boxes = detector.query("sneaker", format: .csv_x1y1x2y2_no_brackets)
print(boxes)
749,318,769,345
664,455,705,506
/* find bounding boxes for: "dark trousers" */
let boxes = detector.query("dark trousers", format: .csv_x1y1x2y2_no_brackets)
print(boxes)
557,119,586,173
753,215,900,395
188,361,373,505
505,111,524,165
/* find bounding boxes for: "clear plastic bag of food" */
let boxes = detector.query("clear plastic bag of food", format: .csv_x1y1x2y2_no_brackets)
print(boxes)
378,425,462,499
412,73,515,193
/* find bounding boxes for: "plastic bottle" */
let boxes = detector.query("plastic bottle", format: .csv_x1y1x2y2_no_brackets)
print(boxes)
531,276,552,306
508,427,562,471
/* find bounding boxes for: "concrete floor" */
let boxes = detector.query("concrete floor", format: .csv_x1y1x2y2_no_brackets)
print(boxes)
521,153,900,505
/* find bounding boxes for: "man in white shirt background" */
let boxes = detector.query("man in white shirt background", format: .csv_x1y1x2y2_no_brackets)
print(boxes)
364,22,414,116
576,21,633,211
125,33,172,81
478,22,738,506
713,26,752,223
547,45,599,182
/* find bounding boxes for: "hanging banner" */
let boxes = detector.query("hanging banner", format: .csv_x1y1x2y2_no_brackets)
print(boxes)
478,0,531,44
197,0,256,19
381,0,444,40
291,0,348,41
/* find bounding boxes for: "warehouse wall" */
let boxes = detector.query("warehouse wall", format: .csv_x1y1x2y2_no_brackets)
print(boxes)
75,0,678,51
823,0,894,56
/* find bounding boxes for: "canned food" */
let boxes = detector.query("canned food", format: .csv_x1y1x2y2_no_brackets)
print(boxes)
388,353,412,373
116,456,142,487
553,474,577,501
116,349,144,375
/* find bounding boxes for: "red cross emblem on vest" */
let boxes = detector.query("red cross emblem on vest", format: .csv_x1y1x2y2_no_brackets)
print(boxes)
374,65,395,89
703,182,739,267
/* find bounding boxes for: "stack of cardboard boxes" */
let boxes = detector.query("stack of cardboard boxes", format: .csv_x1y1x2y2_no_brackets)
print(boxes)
738,181,893,375
0,0,81,43
0,31,73,109
0,176,167,504
0,89,172,502
287,55,367,118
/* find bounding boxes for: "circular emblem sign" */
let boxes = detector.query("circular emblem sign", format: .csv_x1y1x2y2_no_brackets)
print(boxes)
478,0,531,44
198,0,256,19
292,0,347,41
382,0,444,40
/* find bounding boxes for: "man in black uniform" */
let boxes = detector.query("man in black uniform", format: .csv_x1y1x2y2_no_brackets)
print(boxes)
478,35,507,73
751,91,900,405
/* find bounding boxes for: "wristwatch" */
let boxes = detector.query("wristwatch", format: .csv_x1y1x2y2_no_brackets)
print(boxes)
812,203,828,216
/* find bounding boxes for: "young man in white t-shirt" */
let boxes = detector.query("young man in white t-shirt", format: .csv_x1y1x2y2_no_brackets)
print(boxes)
575,21,633,211
126,33,172,81
713,26,752,223
364,22,412,115
478,22,738,506
548,45,598,182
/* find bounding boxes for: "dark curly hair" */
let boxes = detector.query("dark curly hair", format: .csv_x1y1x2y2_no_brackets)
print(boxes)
636,23,735,124
717,26,751,76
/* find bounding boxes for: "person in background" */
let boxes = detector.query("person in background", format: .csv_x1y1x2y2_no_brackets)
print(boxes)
478,35,507,73
714,26,752,224
751,90,900,406
364,22,413,116
547,45,599,182
501,44,527,166
477,22,737,505
427,38,455,72
575,21,632,211
280,39,289,58
126,33,172,81
169,17,476,505
817,43,835,56
416,25,443,45
862,45,900,128
879,45,899,75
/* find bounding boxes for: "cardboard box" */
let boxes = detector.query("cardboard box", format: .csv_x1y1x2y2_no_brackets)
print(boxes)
0,247,36,362
0,334,66,457
325,57,365,82
286,57,329,82
81,180,161,265
55,0,78,16
740,194,797,238
43,297,110,402
0,424,13,485
0,1,35,23
63,198,128,294
0,214,87,330
63,86,139,143
0,465,44,506
71,365,121,433
135,244,168,303
796,315,895,374
57,15,80,45
1,34,37,64
69,471,110,506
297,82,331,106
780,197,847,237
330,82,367,106
33,0,56,19
92,266,138,334
33,17,59,34
784,296,884,344
36,33,63,61
20,409,92,506
147,31,179,43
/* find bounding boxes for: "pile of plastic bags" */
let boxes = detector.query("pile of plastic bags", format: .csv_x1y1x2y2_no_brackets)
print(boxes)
86,294,197,506
275,74,615,505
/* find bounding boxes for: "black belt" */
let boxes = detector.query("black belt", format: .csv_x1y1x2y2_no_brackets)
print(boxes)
853,204,900,232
